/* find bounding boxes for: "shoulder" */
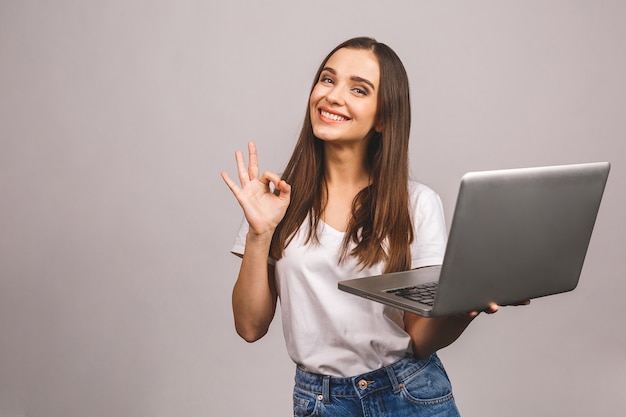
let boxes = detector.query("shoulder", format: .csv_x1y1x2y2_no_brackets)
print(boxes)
407,180,442,205
407,179,445,222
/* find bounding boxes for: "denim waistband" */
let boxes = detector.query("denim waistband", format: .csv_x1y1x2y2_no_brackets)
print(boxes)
295,354,438,403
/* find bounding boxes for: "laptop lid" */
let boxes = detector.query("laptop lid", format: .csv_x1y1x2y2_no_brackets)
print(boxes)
338,162,610,317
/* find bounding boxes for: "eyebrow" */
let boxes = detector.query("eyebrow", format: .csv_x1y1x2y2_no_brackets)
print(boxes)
321,67,376,92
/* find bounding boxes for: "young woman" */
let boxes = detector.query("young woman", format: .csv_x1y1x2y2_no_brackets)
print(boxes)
221,37,510,417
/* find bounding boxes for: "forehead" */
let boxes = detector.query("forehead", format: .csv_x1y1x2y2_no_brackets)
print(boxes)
324,48,380,86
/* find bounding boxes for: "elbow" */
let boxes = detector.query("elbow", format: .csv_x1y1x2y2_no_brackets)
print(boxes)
237,330,265,343
411,344,437,360
234,321,268,343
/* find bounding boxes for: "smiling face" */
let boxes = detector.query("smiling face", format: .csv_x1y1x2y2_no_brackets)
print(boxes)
309,47,381,144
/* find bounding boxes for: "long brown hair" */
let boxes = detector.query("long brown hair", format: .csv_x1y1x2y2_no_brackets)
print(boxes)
270,37,413,274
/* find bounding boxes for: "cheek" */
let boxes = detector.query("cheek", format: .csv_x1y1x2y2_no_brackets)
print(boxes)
309,87,322,108
356,102,378,126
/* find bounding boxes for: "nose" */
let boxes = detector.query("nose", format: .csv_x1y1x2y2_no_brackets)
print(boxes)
325,84,345,106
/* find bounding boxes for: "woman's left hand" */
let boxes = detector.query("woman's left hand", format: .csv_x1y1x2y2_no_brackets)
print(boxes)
467,300,531,318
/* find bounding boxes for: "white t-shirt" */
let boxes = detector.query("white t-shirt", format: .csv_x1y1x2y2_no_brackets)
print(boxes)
231,181,447,377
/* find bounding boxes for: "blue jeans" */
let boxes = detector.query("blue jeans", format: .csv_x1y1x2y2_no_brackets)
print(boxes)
293,354,460,417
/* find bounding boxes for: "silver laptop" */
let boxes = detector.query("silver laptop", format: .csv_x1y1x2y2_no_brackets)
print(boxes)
338,162,610,317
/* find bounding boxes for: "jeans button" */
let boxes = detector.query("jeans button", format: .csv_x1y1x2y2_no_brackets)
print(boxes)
358,379,368,390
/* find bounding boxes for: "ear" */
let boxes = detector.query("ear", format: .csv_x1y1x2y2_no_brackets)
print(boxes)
374,121,384,133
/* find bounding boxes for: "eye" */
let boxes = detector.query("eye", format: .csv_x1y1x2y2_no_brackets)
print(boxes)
352,87,368,96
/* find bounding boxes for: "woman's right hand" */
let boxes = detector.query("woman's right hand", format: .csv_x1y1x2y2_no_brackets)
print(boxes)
221,141,291,238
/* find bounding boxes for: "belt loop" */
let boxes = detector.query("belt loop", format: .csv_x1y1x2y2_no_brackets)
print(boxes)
322,376,331,404
386,365,402,394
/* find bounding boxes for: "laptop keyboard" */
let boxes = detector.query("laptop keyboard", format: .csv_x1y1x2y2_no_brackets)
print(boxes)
386,282,438,306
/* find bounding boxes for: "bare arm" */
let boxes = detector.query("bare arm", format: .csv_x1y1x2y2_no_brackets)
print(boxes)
221,142,291,342
403,312,480,359
404,301,529,358
231,233,278,342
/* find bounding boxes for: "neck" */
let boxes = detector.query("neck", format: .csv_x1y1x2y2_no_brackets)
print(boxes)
323,141,370,188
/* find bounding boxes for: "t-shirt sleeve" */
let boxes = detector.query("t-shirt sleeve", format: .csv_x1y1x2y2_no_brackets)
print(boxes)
230,217,249,258
409,183,448,269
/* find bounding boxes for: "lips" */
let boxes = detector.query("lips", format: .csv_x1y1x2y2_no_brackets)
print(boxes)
319,109,350,122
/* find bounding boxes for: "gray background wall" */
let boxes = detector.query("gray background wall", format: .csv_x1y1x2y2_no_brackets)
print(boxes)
1,1,624,416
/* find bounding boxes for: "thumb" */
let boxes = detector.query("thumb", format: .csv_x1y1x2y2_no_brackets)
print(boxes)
276,179,291,200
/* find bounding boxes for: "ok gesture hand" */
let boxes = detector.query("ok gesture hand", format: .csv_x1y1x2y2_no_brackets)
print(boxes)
221,142,291,238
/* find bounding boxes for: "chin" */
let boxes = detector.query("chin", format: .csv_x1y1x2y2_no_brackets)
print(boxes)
312,128,336,142
314,133,342,142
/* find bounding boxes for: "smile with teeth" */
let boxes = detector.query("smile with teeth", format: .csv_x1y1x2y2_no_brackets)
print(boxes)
320,109,350,122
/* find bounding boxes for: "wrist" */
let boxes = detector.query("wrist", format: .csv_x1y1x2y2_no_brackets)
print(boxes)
246,230,274,245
